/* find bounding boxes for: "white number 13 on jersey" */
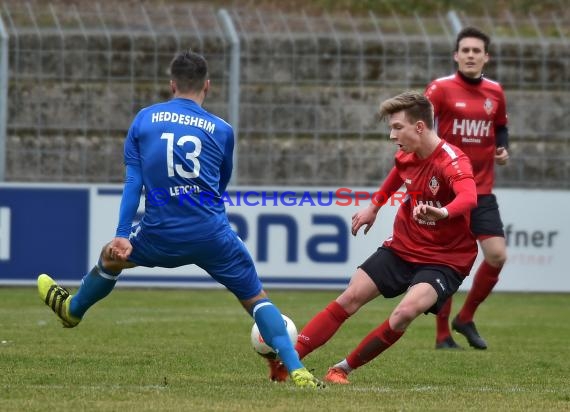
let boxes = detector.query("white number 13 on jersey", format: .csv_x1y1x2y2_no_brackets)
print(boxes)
161,132,202,178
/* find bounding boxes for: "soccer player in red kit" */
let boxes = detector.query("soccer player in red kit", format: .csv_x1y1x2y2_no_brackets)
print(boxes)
268,91,478,384
425,27,509,350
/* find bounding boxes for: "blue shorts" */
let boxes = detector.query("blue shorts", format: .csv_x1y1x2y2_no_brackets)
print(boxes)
127,225,263,301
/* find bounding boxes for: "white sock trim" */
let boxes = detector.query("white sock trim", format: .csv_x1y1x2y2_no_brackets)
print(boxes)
334,359,353,373
252,301,273,317
95,264,120,280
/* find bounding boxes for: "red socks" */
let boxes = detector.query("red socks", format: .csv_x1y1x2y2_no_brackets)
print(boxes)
457,261,501,323
435,298,453,342
295,300,349,359
346,319,404,369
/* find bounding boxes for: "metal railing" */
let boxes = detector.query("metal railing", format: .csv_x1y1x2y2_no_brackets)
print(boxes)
0,2,568,187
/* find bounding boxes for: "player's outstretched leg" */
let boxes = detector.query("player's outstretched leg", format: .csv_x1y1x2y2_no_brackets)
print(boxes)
68,261,119,319
38,261,119,328
252,299,324,388
37,274,81,328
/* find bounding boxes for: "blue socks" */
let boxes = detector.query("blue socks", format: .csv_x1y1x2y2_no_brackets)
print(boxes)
252,299,303,372
69,259,119,318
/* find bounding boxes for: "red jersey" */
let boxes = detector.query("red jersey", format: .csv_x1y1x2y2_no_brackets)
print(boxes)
383,140,477,275
425,73,508,194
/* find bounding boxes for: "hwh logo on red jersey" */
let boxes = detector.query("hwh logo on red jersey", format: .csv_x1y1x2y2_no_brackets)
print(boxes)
452,119,492,137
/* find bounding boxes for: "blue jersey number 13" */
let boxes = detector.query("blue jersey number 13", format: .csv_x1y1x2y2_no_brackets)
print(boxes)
161,132,202,178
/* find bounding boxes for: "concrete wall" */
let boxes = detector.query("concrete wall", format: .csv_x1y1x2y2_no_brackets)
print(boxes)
4,19,569,187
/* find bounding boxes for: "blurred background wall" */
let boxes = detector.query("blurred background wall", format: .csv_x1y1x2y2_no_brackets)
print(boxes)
0,1,568,187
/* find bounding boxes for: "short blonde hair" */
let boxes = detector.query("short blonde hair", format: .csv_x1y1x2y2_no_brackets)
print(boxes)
379,91,434,129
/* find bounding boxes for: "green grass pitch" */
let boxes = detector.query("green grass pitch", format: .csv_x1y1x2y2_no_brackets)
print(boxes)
1,287,568,411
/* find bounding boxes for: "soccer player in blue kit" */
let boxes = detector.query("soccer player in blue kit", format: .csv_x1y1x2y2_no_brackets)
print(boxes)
37,51,323,389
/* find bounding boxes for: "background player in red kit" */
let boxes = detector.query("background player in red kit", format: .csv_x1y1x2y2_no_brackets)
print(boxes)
269,91,478,384
425,27,510,350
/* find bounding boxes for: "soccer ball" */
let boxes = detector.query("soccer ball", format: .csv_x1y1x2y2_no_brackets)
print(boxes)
250,314,298,359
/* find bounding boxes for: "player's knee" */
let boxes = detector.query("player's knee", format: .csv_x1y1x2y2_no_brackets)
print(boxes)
336,290,365,316
485,250,507,268
100,242,117,263
99,257,123,276
100,243,110,258
390,304,420,329
99,247,126,276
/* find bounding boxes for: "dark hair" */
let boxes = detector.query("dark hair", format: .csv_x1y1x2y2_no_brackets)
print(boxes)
455,26,490,53
379,91,434,130
169,51,209,93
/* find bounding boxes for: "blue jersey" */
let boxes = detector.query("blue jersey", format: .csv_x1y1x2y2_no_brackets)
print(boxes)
120,97,234,243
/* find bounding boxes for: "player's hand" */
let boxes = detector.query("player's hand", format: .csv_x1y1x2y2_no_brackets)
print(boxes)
413,204,448,222
351,205,378,236
495,147,509,166
107,237,133,261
